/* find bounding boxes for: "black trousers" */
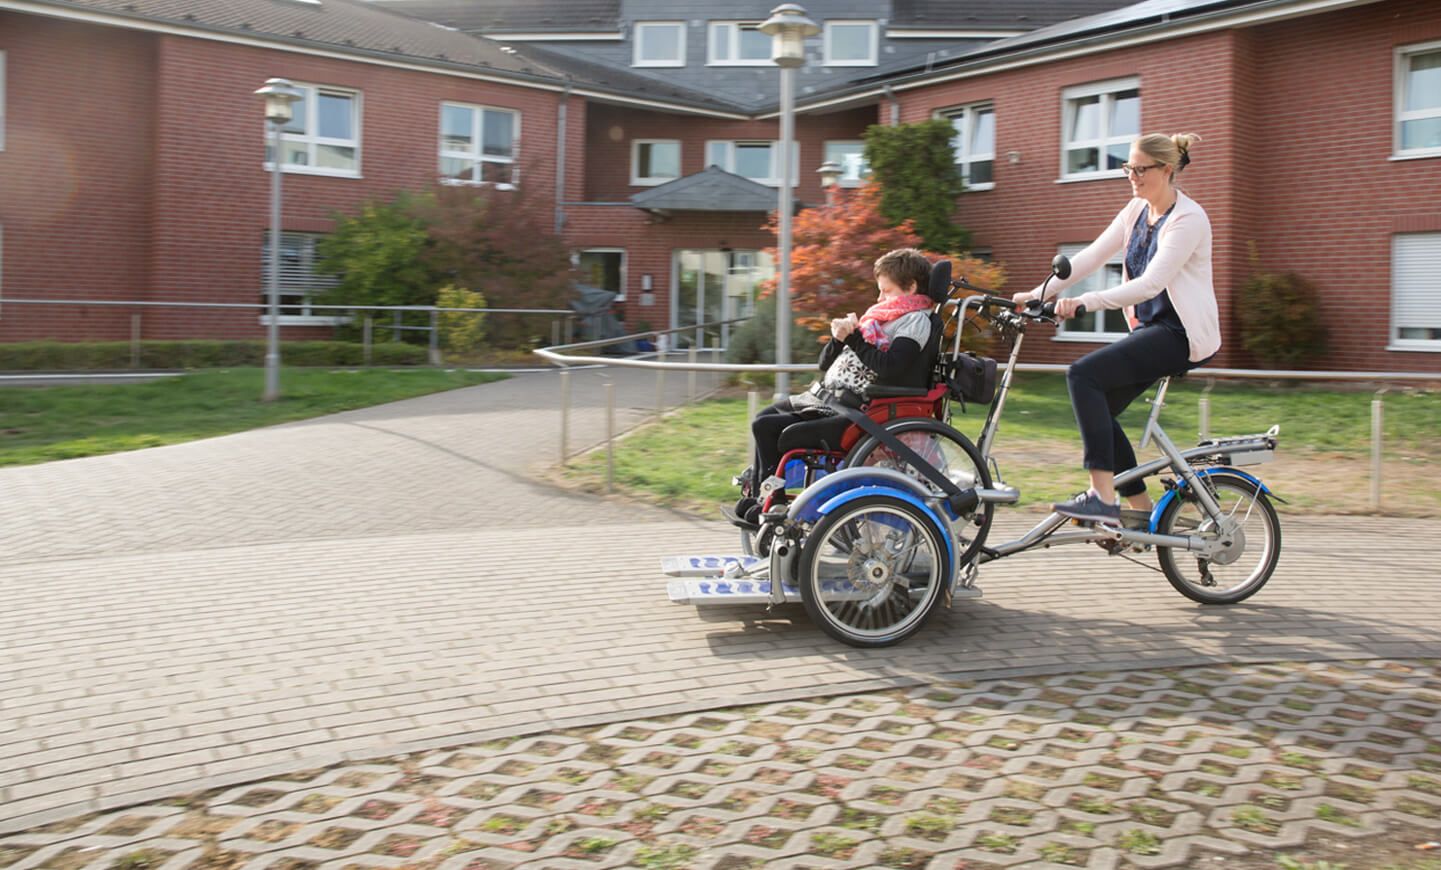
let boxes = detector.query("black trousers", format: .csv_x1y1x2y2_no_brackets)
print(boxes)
1066,324,1192,498
750,398,807,490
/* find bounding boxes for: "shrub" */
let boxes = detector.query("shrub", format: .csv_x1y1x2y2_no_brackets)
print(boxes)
0,340,427,371
725,293,825,366
1239,267,1326,369
436,286,488,353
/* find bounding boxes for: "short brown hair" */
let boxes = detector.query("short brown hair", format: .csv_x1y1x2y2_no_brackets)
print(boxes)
873,248,931,293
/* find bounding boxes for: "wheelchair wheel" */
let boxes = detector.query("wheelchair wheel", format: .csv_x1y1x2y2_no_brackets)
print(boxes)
845,418,993,569
798,495,949,647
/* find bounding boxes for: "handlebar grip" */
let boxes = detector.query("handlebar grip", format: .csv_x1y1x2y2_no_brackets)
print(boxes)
1039,301,1086,318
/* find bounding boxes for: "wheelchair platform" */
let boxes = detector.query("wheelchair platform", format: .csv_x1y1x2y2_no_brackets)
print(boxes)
662,554,984,607
660,554,765,577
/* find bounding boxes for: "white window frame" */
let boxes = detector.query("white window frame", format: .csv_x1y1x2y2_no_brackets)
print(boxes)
439,102,520,189
822,140,868,187
1059,77,1140,182
633,21,687,67
1389,232,1441,351
705,140,800,187
579,248,628,302
1395,41,1441,160
707,21,772,66
630,139,682,186
942,102,996,191
823,20,878,67
259,231,345,326
1053,243,1129,342
264,82,362,178
0,51,7,152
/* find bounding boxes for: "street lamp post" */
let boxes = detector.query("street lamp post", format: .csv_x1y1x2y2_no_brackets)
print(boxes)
816,159,842,206
254,77,303,402
760,4,819,398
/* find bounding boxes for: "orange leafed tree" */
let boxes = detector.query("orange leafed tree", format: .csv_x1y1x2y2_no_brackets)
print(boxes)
763,182,1007,337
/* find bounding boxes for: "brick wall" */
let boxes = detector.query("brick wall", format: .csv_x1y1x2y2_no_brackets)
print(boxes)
0,13,156,341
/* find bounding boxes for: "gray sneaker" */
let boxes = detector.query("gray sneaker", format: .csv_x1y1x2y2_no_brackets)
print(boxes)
1053,491,1121,525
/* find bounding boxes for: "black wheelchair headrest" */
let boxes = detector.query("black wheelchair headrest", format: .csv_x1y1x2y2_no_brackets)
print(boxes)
926,259,952,304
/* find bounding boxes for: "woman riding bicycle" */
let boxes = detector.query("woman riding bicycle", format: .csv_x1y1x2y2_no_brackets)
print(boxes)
1013,132,1218,525
737,247,936,522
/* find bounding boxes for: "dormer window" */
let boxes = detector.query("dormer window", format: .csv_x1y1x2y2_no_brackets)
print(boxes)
823,21,877,66
708,22,771,66
634,21,686,67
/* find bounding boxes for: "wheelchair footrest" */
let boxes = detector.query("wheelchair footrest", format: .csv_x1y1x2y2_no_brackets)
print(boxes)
668,578,798,605
661,554,766,577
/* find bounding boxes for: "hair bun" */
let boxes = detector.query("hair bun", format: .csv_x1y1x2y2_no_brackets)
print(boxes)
1172,132,1201,169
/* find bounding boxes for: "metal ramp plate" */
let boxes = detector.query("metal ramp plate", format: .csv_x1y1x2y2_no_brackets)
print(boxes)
661,554,765,577
667,578,799,605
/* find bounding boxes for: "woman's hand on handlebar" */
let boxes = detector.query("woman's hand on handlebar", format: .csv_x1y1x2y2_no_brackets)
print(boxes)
1053,297,1087,319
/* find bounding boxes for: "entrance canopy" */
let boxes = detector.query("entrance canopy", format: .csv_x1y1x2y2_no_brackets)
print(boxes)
630,166,781,215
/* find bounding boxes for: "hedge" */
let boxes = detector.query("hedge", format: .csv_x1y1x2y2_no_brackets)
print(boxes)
0,340,429,371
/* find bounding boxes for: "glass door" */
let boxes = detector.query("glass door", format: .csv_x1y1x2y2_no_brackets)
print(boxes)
673,249,774,350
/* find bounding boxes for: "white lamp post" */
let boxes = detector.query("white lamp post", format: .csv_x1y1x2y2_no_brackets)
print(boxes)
760,3,819,397
255,77,303,402
816,159,842,205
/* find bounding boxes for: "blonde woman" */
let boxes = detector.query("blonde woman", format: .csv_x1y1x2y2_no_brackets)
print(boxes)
1014,133,1218,525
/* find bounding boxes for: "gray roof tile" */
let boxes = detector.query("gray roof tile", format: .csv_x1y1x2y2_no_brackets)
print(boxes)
890,0,1140,29
370,0,620,32
630,166,780,212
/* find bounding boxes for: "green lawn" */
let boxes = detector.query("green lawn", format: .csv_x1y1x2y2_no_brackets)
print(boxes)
570,374,1441,517
0,367,506,467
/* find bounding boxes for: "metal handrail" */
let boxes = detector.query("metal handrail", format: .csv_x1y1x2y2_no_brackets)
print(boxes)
0,298,572,315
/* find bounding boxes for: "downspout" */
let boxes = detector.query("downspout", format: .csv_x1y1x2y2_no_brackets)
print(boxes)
555,76,573,234
882,83,900,126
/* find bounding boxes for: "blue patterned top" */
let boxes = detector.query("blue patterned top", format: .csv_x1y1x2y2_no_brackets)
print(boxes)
1127,204,1185,335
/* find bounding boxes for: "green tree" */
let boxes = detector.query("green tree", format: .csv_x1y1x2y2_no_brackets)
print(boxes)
864,119,968,252
316,192,444,308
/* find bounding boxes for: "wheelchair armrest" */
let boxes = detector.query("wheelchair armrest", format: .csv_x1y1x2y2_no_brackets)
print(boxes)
864,385,932,400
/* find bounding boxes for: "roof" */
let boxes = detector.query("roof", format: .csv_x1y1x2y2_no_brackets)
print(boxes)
630,166,782,212
368,0,619,33
948,0,1248,59
515,45,744,115
18,0,560,80
889,0,1146,30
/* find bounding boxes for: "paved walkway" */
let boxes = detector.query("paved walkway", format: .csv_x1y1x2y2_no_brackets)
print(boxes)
2,366,1438,854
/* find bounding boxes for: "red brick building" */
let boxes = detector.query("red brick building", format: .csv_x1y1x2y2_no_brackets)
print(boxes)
1,0,1438,369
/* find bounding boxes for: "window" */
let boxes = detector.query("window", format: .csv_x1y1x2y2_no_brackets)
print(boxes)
708,22,771,65
1392,233,1441,347
440,102,518,187
824,20,877,66
1054,244,1129,340
946,103,996,189
631,140,681,185
634,21,686,67
823,140,868,186
260,232,343,324
705,140,799,186
1061,78,1139,179
579,249,627,300
266,83,360,176
1397,43,1441,158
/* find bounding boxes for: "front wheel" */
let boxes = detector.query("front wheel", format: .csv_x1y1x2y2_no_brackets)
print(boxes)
1156,474,1281,605
798,495,950,647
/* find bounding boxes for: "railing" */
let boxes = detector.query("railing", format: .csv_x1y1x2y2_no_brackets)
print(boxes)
0,297,577,366
538,332,1441,510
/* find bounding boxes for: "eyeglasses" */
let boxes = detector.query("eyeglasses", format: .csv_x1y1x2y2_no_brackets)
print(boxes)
1121,162,1165,178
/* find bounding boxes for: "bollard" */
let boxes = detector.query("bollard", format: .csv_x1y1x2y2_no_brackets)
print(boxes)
1198,378,1215,441
363,316,373,367
655,366,666,422
605,382,616,493
747,390,760,459
1371,388,1385,510
564,316,574,346
711,335,723,393
393,310,402,343
551,319,561,349
130,313,141,369
559,368,571,466
428,308,441,366
687,345,698,405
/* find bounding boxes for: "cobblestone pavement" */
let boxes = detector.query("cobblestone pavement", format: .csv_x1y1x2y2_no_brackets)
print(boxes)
2,366,1439,856
1,659,1439,869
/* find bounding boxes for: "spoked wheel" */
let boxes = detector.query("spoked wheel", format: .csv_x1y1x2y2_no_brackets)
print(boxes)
846,418,993,568
798,495,949,647
1156,473,1281,604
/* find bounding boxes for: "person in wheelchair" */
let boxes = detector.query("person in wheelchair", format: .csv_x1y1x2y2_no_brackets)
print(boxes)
736,248,940,523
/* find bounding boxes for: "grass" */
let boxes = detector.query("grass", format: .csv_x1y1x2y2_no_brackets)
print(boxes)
0,367,505,467
568,373,1441,516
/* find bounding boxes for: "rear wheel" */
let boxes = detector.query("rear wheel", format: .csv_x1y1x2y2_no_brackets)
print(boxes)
1156,474,1281,604
798,495,949,647
846,418,993,568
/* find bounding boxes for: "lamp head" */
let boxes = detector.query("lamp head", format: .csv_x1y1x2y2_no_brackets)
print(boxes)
816,160,842,188
759,3,819,69
255,77,303,125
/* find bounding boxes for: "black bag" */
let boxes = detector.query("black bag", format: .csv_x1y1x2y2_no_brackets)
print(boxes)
943,352,998,405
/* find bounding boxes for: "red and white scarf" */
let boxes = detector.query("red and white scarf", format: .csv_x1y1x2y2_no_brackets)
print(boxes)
859,294,933,349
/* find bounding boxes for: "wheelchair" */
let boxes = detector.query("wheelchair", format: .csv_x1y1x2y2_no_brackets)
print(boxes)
730,260,996,569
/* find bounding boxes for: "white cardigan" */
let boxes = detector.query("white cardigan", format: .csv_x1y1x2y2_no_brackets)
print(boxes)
1026,191,1221,363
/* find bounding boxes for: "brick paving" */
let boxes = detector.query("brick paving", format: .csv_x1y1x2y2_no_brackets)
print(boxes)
2,366,1439,861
